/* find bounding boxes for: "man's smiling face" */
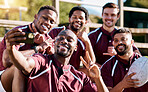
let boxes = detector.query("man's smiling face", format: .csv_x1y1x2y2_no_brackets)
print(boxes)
54,30,77,57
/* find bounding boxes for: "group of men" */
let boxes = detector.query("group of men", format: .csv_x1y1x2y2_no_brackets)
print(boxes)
0,2,147,92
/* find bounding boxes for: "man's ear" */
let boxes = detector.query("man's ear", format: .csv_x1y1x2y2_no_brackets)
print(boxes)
85,19,88,24
131,39,134,44
69,17,71,23
117,14,120,20
34,14,38,19
74,45,78,51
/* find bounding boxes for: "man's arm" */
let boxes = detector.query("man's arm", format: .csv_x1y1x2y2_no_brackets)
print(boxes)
5,28,35,75
109,73,139,92
77,30,96,64
7,45,35,75
80,52,109,92
2,49,13,68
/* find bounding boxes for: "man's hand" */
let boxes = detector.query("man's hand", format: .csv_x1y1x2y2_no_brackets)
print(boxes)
36,38,54,55
77,28,89,42
120,73,139,89
80,51,100,79
34,33,45,44
103,46,117,56
5,28,26,50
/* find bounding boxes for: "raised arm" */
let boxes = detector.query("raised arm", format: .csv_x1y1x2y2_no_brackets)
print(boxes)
77,29,96,64
5,28,35,75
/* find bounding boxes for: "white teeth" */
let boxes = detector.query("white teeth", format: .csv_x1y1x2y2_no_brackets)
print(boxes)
42,25,48,30
74,23,80,27
59,46,68,51
47,26,50,28
118,46,124,49
59,46,66,49
106,20,112,23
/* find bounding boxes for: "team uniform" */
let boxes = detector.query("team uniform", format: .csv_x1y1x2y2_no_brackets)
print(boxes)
88,26,116,65
27,54,97,92
101,53,148,92
88,26,139,65
48,27,86,69
0,23,51,71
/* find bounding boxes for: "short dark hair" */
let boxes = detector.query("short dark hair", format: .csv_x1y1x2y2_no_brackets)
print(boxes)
38,5,58,16
112,28,132,38
102,3,120,15
69,6,89,20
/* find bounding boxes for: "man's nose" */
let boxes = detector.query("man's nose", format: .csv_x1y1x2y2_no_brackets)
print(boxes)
107,15,111,19
75,17,81,21
60,39,68,44
118,40,123,44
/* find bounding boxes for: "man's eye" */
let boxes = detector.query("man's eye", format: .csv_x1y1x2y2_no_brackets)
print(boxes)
79,17,84,20
72,16,77,19
111,14,116,17
121,38,126,41
43,16,48,20
114,40,118,43
50,20,55,24
67,39,73,42
59,37,64,40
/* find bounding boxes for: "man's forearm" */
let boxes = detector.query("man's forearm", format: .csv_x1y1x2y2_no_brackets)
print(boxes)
109,81,124,92
7,47,33,74
85,39,96,64
94,76,109,92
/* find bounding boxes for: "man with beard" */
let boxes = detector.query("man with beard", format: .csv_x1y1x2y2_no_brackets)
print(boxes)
0,5,58,91
101,28,148,92
48,6,95,70
6,29,109,92
88,3,140,67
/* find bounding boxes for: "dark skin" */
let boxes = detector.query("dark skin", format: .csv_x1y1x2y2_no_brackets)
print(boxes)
1,8,57,92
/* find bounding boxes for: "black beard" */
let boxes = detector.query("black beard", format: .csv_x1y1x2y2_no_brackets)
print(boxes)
71,25,79,32
56,45,71,57
70,22,82,33
57,52,68,57
115,44,128,56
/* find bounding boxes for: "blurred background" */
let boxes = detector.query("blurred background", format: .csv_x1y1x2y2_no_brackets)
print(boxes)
0,0,148,55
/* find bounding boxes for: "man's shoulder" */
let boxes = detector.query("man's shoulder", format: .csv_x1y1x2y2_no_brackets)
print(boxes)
32,53,51,61
12,25,30,32
48,26,65,39
88,27,101,36
70,65,88,78
101,56,116,68
50,26,65,33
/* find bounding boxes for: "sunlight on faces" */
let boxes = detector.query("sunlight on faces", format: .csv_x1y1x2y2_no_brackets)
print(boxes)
54,30,77,57
113,33,133,56
34,9,57,34
69,10,87,33
102,8,119,28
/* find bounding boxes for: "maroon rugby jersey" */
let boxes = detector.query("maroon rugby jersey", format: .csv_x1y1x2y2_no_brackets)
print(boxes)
48,27,86,69
0,23,50,70
28,54,97,92
101,53,148,92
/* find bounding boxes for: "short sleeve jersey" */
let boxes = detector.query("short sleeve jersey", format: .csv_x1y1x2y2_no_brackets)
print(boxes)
101,53,148,92
0,23,50,71
88,26,139,65
88,26,116,65
28,54,97,92
48,27,86,69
